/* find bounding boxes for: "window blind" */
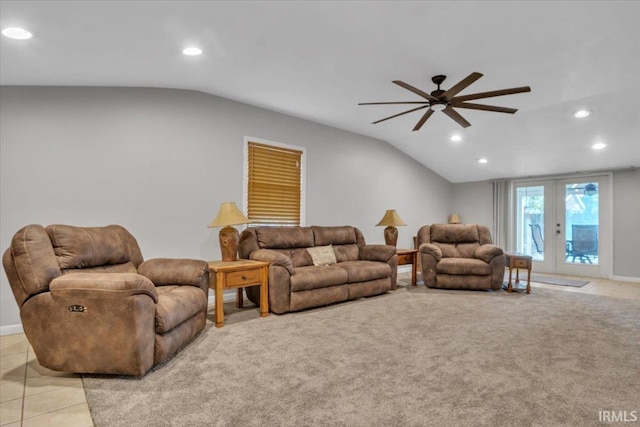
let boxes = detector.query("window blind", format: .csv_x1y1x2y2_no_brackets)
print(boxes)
247,141,302,226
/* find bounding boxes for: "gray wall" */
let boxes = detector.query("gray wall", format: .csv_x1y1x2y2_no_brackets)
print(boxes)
0,86,453,330
612,169,640,278
453,170,640,279
450,181,494,232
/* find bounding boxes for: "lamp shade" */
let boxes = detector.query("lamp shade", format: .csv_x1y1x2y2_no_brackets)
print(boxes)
375,210,407,227
208,202,250,228
448,213,461,224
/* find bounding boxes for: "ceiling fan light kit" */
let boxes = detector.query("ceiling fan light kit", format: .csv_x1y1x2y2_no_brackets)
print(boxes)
359,72,531,131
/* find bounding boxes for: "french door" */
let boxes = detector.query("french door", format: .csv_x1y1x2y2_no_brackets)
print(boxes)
511,174,611,278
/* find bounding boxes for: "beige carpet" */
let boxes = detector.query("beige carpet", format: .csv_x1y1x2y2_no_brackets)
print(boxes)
83,284,640,426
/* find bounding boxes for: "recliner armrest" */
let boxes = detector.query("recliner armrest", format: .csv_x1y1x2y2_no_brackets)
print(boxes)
474,244,504,263
419,243,442,262
138,258,208,288
250,249,293,274
50,272,158,303
359,245,396,262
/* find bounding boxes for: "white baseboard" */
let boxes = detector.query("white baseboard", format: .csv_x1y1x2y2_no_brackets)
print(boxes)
0,324,24,336
613,275,640,283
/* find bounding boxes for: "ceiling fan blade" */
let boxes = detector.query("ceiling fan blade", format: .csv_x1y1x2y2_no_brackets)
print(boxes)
413,108,434,131
443,106,471,128
452,86,531,102
392,80,439,102
358,101,429,105
372,105,429,124
451,102,518,114
439,72,483,101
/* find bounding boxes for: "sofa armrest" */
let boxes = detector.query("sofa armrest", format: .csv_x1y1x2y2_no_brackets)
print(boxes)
138,258,208,289
50,272,158,303
419,243,442,262
250,249,294,275
359,245,396,262
474,245,504,263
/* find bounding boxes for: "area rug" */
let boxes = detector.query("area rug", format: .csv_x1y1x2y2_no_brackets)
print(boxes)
530,274,589,287
82,286,639,427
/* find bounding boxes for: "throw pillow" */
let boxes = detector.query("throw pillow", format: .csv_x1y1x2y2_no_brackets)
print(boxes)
306,245,337,266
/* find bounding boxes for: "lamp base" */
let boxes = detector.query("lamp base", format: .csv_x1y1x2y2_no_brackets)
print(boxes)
219,226,240,262
384,226,398,247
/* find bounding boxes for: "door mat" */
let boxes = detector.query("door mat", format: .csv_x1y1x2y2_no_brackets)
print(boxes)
530,274,589,287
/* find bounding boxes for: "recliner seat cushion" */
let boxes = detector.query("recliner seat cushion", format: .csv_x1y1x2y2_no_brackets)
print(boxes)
290,265,349,292
337,261,392,283
155,285,207,334
436,258,491,276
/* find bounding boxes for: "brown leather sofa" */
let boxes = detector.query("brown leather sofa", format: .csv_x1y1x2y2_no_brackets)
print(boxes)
3,224,209,376
238,226,398,314
417,224,505,290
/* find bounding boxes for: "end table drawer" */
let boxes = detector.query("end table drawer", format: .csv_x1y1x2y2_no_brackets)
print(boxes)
227,269,261,287
397,254,413,265
513,258,530,268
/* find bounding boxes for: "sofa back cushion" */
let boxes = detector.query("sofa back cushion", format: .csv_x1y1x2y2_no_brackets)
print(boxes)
429,224,482,259
255,227,314,249
46,224,135,270
312,226,360,262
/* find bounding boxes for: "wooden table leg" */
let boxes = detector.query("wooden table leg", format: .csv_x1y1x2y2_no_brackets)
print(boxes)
236,288,244,308
259,266,269,317
526,265,531,294
507,267,513,293
215,271,225,328
411,253,417,286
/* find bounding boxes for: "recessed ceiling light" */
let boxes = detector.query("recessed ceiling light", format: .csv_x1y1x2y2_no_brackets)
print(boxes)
592,142,606,150
1,27,33,40
478,158,488,164
450,134,462,142
182,47,202,56
574,110,590,118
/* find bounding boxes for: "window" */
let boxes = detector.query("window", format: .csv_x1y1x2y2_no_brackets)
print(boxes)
244,138,305,227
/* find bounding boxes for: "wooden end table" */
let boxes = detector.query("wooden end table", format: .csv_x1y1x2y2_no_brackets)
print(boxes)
397,248,418,286
504,253,532,294
208,259,269,328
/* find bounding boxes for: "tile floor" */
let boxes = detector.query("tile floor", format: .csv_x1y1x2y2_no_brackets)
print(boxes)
1,273,639,426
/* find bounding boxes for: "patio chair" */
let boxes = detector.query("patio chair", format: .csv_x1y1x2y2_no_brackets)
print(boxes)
567,224,598,263
529,223,544,254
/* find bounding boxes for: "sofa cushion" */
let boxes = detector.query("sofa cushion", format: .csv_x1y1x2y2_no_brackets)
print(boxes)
255,227,313,249
290,265,348,292
431,224,479,244
336,261,391,283
434,242,480,258
46,224,132,269
313,226,358,246
333,244,359,262
306,245,337,266
290,248,313,268
155,285,207,334
436,258,491,276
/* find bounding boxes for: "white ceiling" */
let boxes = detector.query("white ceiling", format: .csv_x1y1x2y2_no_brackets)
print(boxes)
1,1,639,183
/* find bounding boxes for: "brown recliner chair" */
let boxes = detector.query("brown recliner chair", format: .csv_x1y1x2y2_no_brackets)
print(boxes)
417,224,505,291
3,224,209,376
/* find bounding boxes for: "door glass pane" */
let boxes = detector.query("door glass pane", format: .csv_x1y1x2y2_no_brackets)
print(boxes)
565,183,599,265
515,186,544,261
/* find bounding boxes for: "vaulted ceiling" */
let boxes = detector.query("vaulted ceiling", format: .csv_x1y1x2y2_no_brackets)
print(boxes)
1,1,638,182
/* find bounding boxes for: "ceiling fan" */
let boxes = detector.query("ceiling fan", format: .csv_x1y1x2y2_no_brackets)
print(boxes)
358,72,531,130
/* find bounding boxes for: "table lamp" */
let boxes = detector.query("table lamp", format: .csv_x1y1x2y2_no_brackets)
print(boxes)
375,209,407,246
448,213,461,224
208,202,250,261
